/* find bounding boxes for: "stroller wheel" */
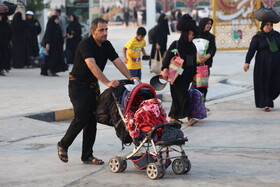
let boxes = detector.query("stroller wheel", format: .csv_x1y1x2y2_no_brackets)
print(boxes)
120,159,127,172
172,159,186,175
184,160,191,173
109,157,126,173
146,163,162,180
158,164,166,178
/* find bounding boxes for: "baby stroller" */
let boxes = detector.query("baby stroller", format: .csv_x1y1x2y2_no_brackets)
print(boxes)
97,81,191,179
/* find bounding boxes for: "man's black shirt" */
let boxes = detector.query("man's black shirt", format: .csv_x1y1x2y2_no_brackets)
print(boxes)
71,35,119,82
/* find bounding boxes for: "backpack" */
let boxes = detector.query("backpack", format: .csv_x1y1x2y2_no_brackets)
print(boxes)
97,80,133,148
96,87,115,126
148,26,157,44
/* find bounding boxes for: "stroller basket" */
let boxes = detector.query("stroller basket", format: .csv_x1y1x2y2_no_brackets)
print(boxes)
131,153,155,170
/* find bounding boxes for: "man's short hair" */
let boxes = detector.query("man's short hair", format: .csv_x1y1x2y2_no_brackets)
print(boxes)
91,18,108,30
137,27,146,36
55,9,61,15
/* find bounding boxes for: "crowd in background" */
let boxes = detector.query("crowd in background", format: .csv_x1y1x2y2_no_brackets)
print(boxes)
0,8,82,76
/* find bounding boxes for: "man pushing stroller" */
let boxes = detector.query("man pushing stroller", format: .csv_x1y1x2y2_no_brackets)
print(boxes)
57,18,139,164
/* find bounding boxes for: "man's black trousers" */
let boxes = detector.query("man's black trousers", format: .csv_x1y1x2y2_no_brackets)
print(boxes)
60,80,100,161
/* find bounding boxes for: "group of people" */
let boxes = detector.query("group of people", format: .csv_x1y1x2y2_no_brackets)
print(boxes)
56,14,217,165
57,13,280,165
0,11,41,75
40,9,82,76
2,7,278,166
0,9,82,76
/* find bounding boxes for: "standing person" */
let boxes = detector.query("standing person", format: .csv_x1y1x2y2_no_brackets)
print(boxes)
10,12,29,68
54,9,66,38
177,9,182,21
124,8,130,27
243,21,280,112
66,14,82,64
57,18,138,164
161,14,199,126
150,13,170,70
26,10,42,68
133,7,138,26
196,18,216,110
122,27,148,79
0,14,12,75
41,15,67,76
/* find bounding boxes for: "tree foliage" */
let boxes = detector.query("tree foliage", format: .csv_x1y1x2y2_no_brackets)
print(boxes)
25,0,50,19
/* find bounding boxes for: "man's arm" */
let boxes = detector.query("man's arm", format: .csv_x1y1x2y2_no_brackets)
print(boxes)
85,58,119,88
122,47,128,64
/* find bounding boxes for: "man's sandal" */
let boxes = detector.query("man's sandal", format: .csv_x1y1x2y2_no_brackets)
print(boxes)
57,142,68,163
83,156,104,165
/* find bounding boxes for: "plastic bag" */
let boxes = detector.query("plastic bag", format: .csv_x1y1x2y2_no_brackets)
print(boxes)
196,63,209,88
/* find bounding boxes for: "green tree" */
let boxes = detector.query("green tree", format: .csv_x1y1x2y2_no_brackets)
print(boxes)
25,0,50,19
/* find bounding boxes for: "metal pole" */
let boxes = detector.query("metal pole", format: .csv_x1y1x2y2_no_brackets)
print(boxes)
146,0,156,30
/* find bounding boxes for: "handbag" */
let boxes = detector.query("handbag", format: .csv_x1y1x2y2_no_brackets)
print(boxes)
168,41,184,85
168,53,184,85
196,63,209,88
150,49,162,74
189,89,207,119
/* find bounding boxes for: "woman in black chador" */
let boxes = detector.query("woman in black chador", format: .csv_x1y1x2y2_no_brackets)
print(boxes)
196,18,216,106
244,21,280,112
150,13,170,62
26,11,41,67
161,14,198,126
66,14,82,64
10,12,28,68
0,14,12,76
41,15,67,76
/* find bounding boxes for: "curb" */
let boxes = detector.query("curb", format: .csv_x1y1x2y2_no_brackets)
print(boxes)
26,108,74,122
25,94,169,123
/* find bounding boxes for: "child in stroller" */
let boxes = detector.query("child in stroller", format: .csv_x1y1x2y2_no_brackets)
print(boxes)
97,80,191,179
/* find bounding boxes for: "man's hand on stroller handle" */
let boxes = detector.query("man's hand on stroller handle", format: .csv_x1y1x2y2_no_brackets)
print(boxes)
107,80,120,88
130,77,141,83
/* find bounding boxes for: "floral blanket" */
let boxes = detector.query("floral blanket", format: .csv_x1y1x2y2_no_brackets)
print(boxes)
125,98,167,138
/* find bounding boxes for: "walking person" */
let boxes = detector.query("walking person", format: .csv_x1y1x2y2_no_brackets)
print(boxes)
122,27,148,79
243,21,280,112
0,14,12,75
124,8,130,27
54,9,66,38
26,10,41,67
10,12,29,68
161,14,199,126
150,13,170,71
133,7,138,26
65,14,82,64
196,18,216,110
41,15,67,76
57,18,138,164
0,14,12,76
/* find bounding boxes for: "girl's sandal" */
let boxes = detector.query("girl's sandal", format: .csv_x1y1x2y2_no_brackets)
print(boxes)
169,118,183,124
263,107,270,112
188,118,198,126
57,143,68,163
83,156,104,165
